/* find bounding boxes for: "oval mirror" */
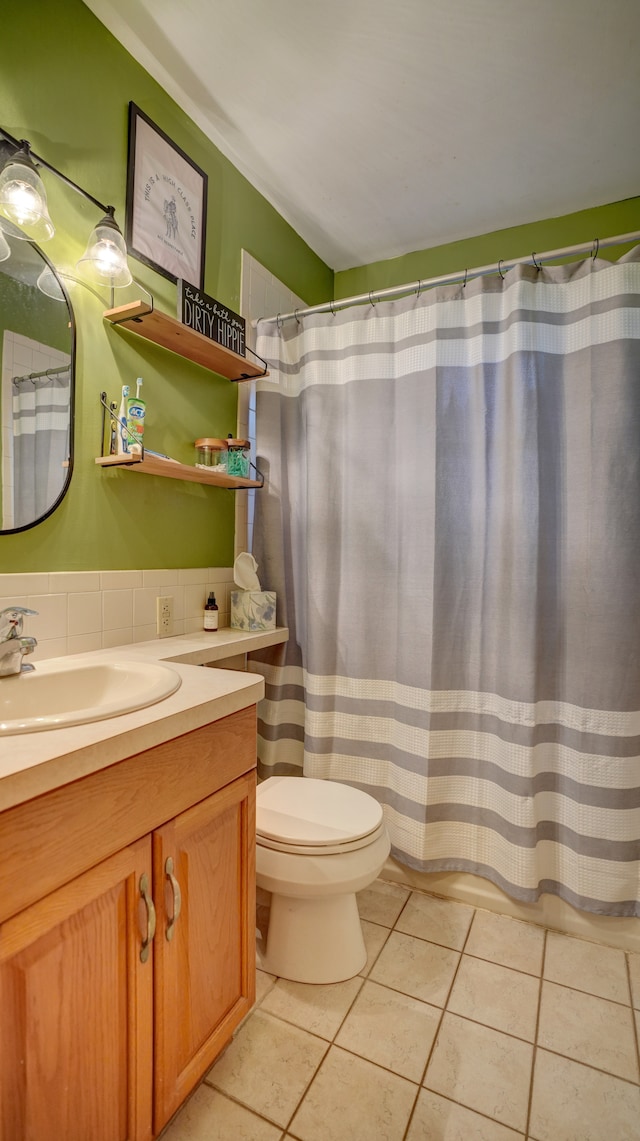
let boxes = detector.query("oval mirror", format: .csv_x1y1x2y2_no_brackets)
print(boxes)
0,227,75,533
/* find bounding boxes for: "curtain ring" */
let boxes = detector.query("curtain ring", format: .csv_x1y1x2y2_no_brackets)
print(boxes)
369,290,378,307
276,313,282,330
415,279,422,297
532,252,542,271
329,300,337,316
591,237,600,260
463,268,468,288
294,309,301,326
497,259,505,280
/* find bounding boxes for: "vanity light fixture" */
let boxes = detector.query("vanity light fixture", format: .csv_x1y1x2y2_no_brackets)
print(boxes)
76,206,132,287
0,141,54,241
0,229,10,263
0,126,132,288
35,264,66,301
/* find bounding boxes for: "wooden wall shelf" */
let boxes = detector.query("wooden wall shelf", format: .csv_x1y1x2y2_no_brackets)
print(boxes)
103,301,269,382
95,453,262,489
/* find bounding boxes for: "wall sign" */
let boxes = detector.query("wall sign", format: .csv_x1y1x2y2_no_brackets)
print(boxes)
125,103,207,288
177,280,246,356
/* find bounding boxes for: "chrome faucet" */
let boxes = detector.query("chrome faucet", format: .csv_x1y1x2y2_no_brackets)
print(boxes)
0,607,38,676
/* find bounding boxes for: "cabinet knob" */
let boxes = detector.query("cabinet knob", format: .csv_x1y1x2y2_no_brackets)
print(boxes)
165,856,182,941
139,872,156,963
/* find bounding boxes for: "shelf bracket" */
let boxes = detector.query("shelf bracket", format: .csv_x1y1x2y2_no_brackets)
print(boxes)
231,343,269,383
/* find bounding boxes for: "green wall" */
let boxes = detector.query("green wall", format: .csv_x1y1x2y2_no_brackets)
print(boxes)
335,197,640,298
0,0,332,571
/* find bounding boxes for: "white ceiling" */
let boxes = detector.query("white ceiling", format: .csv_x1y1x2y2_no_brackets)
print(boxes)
85,0,640,271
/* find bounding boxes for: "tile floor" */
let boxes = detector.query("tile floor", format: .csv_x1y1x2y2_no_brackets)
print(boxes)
161,880,640,1141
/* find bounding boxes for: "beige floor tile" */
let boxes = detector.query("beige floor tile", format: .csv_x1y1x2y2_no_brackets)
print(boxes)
529,1049,640,1141
629,952,640,1009
288,1044,417,1140
406,1089,525,1140
537,981,639,1082
161,1084,282,1141
205,1009,327,1127
259,974,363,1040
395,892,474,950
335,979,442,1082
370,930,460,1006
465,909,544,975
357,879,410,926
447,955,539,1041
544,931,630,1004
256,968,277,1004
424,1013,533,1133
360,918,391,975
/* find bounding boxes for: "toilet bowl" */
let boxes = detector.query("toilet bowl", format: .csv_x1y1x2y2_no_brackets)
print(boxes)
255,776,390,983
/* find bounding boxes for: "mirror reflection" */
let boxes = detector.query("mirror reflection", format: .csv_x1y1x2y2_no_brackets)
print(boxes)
0,229,74,532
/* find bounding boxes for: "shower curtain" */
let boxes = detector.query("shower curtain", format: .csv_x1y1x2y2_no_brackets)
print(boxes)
251,249,640,917
12,370,71,528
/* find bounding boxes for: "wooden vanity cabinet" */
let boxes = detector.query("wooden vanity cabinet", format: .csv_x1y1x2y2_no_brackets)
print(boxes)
0,706,257,1141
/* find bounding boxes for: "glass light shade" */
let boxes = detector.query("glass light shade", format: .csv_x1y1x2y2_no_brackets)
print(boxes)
0,150,55,241
76,210,132,288
0,229,10,262
36,264,66,301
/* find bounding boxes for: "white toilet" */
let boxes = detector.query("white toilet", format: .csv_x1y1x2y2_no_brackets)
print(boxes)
255,776,390,983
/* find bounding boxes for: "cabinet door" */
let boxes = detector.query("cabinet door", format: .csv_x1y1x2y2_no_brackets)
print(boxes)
0,837,154,1141
153,772,256,1130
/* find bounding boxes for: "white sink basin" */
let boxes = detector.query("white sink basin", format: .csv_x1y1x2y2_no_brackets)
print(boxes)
0,659,182,734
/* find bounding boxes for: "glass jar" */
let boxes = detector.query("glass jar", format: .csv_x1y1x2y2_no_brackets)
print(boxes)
226,438,250,478
195,438,226,468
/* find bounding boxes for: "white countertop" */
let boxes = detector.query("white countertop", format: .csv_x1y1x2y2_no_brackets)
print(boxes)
0,626,288,813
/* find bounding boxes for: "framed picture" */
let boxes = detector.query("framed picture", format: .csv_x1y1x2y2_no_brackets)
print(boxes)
125,103,208,288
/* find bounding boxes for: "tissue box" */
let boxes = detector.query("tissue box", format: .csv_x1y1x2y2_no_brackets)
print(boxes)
230,590,276,631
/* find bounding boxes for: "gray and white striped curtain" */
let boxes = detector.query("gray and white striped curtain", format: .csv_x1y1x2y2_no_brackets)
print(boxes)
252,248,640,917
12,370,70,529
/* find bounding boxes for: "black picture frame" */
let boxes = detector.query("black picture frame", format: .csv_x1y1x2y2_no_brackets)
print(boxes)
125,103,207,288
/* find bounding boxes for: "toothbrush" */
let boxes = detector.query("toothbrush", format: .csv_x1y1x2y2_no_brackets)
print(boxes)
109,401,118,454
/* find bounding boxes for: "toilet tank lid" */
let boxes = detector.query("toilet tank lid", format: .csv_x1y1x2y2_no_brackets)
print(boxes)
256,776,383,846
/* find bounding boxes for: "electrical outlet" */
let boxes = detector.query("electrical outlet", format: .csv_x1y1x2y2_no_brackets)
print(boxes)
156,595,173,637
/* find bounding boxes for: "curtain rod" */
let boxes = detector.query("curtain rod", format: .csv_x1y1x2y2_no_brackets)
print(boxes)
12,364,70,385
257,230,640,327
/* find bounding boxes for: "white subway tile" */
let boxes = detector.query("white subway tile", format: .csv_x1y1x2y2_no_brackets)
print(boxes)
67,592,102,636
100,570,143,590
177,568,209,585
184,616,205,634
184,584,207,619
208,567,234,584
132,623,157,643
142,569,180,588
133,588,158,627
102,589,134,631
101,628,134,649
170,587,185,621
49,572,101,593
0,573,49,597
27,594,67,639
31,637,68,662
67,633,103,655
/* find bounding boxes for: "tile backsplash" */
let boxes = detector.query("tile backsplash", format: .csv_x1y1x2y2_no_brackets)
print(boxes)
0,568,235,662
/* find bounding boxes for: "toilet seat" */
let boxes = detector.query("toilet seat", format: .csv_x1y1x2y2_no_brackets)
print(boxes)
256,776,384,856
256,819,387,856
